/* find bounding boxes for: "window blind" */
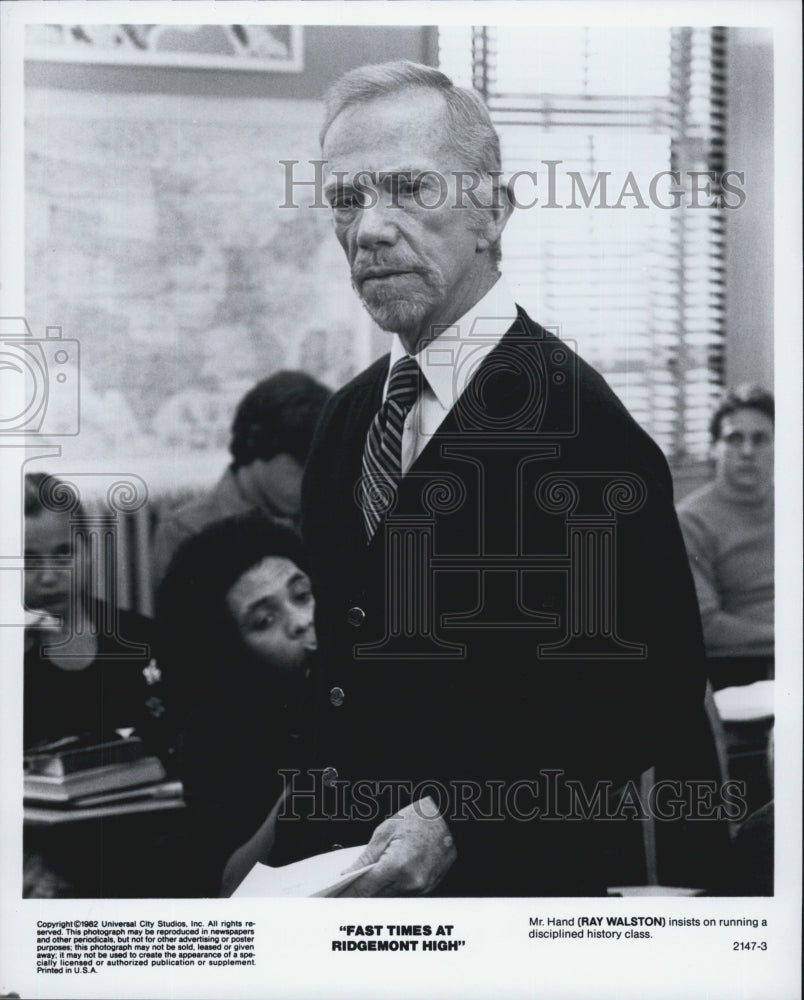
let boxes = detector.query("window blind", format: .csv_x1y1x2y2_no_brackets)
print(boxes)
439,26,727,463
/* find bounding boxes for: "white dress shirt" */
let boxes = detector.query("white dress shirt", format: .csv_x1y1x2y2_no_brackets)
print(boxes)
384,276,519,473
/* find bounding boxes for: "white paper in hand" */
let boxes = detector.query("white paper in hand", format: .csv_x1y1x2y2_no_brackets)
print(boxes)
232,845,374,897
713,680,774,722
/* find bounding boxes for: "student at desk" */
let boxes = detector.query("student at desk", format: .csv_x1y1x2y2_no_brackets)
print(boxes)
677,386,774,686
23,473,171,759
156,513,315,896
23,472,176,898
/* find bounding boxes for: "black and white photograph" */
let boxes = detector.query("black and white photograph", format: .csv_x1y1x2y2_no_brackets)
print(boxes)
0,2,801,998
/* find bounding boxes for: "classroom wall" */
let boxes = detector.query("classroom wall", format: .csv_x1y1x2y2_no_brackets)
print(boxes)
23,27,436,490
25,25,437,97
23,24,773,498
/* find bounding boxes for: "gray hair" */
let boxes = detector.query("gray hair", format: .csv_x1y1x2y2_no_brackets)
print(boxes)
320,60,505,264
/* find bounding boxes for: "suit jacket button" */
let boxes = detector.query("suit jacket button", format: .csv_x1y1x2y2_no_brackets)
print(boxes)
347,607,366,627
329,686,345,707
330,843,344,851
322,767,339,787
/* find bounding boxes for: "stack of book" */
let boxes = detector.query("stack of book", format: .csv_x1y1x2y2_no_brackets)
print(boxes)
24,735,170,808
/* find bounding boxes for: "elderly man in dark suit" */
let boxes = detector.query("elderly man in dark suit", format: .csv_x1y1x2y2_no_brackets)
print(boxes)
283,60,708,897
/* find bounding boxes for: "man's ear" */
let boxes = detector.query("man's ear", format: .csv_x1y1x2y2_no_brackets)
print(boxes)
476,176,514,251
707,438,722,469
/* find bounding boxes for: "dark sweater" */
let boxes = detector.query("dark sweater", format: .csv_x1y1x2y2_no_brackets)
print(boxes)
176,675,308,896
24,602,172,762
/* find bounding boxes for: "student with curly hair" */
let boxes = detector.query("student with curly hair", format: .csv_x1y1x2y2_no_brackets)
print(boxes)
156,513,316,895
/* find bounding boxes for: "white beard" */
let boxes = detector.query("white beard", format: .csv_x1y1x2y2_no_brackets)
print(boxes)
354,270,447,341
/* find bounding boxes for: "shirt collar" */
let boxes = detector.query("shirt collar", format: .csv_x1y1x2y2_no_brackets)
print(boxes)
386,276,518,410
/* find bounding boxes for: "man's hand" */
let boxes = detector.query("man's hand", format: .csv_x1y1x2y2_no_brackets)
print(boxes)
337,797,456,897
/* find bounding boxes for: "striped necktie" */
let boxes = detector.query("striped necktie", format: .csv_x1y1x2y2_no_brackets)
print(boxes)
361,355,421,541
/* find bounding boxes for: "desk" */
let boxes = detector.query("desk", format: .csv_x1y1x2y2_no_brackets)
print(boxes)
24,781,184,826
24,783,190,898
713,680,774,817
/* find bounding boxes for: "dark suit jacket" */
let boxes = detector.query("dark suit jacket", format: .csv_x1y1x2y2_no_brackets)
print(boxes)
292,307,707,895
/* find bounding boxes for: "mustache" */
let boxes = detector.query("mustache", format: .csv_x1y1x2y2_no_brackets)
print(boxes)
351,258,424,283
